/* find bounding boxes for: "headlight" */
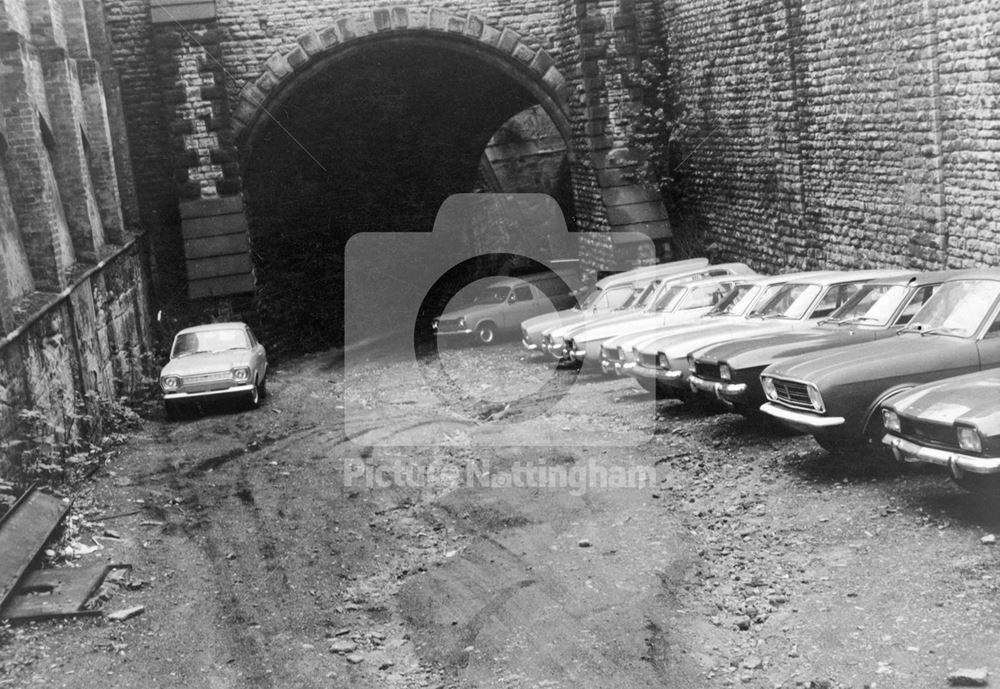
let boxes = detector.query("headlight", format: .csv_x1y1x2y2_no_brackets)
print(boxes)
760,376,776,400
687,354,695,370
232,367,251,383
657,352,669,369
882,409,901,433
719,363,732,381
161,375,180,392
957,425,982,453
617,346,626,361
458,317,466,328
806,384,825,413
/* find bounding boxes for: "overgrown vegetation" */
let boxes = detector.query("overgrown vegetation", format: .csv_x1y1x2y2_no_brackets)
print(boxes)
0,389,148,513
627,45,718,261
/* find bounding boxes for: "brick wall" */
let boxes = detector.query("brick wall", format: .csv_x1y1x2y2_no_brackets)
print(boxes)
662,0,1000,272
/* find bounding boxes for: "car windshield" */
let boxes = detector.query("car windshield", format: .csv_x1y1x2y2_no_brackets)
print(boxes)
749,283,821,319
707,283,758,316
630,281,663,309
650,285,688,312
903,279,1000,338
473,286,511,304
172,328,249,357
578,286,602,310
828,284,909,325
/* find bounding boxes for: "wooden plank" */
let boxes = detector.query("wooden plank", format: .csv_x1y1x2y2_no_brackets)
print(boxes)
181,212,248,240
186,253,253,280
0,487,70,616
3,565,115,621
183,233,249,259
188,273,256,299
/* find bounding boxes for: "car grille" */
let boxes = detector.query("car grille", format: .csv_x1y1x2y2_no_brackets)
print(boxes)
771,378,814,410
436,318,466,333
604,348,621,362
182,371,232,385
639,352,658,368
694,361,720,380
900,418,957,449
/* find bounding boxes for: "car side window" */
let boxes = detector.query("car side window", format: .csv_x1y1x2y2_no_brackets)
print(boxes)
895,285,936,325
812,284,859,318
514,286,533,302
984,307,1000,338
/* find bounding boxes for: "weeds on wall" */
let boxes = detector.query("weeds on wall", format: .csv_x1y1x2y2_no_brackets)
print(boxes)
0,389,146,512
627,46,719,261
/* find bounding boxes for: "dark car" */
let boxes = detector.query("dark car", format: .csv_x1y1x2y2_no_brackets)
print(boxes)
760,271,1000,455
882,370,1000,493
687,271,961,416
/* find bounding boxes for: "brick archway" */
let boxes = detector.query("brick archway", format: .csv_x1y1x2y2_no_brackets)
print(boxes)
231,7,572,158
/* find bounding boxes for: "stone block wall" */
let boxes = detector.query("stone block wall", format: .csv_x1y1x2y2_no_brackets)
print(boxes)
0,0,149,480
662,0,1000,272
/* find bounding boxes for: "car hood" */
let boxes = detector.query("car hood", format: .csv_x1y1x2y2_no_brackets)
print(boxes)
658,319,805,359
570,308,711,343
548,309,638,339
762,334,975,388
698,326,885,370
162,351,253,376
887,370,1000,430
522,309,578,335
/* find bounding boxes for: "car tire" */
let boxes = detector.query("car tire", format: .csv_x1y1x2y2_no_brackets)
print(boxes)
164,400,183,421
475,322,496,345
247,380,261,409
952,473,1000,495
258,375,268,399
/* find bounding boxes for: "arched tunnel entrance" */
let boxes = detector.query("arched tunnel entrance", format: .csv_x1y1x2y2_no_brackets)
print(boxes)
240,32,576,354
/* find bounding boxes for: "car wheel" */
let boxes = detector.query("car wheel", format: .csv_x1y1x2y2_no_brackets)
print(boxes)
258,374,268,399
164,400,183,421
247,381,260,409
475,322,496,345
952,473,1000,495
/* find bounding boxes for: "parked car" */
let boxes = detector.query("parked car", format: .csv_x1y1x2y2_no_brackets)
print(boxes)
881,370,1000,493
561,271,754,369
544,262,755,362
760,270,1000,455
159,322,268,420
607,274,787,392
521,258,709,352
637,270,908,400
433,272,576,344
687,271,960,415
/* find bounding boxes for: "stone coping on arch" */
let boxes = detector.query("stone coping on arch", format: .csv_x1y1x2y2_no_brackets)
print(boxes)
230,7,570,140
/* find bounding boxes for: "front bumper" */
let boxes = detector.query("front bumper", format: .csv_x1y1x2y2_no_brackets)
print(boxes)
436,329,474,337
760,402,845,431
883,434,1000,476
164,383,256,401
689,375,747,402
522,337,540,351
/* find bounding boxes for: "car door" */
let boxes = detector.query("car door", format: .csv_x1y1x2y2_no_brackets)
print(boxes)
505,284,536,329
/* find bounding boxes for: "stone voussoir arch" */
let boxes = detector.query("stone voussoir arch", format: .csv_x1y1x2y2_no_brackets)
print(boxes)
230,6,571,143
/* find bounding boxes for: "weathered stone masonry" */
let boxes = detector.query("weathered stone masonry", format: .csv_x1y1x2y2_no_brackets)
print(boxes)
104,0,673,320
661,0,1000,271
0,0,149,477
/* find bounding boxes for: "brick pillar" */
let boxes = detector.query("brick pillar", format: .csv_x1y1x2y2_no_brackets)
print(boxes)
0,32,75,290
575,0,670,266
152,0,254,299
77,58,126,244
25,0,65,47
57,0,88,58
42,46,106,262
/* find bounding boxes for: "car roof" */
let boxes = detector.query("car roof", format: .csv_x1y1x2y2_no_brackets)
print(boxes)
861,269,977,287
176,322,249,335
941,267,1000,282
766,269,909,286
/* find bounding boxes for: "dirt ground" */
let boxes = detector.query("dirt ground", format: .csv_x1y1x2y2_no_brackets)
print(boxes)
3,340,1000,689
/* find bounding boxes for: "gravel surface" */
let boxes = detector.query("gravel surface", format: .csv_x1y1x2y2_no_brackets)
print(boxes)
2,341,999,689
